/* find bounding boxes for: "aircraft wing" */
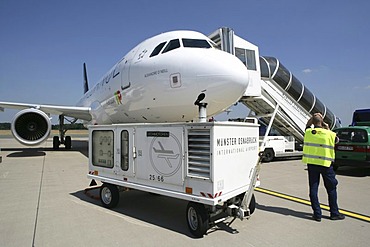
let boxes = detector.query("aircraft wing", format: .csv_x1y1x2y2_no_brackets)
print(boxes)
0,101,92,121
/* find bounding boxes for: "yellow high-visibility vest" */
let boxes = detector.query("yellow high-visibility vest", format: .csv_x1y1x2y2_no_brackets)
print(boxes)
302,128,336,167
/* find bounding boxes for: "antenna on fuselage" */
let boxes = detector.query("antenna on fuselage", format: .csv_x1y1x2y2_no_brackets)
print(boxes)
83,63,89,94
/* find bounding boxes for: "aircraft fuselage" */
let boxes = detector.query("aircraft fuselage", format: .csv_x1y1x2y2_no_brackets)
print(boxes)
77,30,250,124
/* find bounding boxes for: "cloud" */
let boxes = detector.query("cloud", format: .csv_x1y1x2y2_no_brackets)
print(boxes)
353,85,370,90
302,65,329,74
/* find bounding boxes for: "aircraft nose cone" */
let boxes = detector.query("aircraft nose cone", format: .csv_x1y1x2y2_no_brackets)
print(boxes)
197,49,250,91
187,49,250,116
224,53,250,88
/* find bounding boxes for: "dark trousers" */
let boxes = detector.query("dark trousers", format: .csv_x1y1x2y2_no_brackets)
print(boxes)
307,164,340,218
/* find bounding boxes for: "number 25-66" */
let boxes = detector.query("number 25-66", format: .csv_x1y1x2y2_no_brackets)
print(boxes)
149,174,164,182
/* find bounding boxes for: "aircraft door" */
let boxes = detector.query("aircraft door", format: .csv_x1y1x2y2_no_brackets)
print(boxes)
121,59,131,91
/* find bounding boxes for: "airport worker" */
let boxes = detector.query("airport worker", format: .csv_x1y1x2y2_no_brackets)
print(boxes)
306,113,329,129
302,113,345,222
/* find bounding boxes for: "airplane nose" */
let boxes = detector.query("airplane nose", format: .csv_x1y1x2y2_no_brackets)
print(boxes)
196,49,251,114
221,52,250,88
195,49,250,92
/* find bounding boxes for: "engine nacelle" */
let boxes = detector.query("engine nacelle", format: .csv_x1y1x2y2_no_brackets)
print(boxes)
11,109,52,146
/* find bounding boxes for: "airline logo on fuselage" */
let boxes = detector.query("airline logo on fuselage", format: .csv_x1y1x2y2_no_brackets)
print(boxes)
114,90,122,105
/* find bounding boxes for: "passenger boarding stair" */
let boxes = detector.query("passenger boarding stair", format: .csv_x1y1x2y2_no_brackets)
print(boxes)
241,86,306,141
209,28,341,143
240,56,341,143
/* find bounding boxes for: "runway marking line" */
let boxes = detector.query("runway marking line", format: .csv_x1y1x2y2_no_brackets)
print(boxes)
255,187,370,223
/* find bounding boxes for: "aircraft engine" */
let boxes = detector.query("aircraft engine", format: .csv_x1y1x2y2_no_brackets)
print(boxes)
11,108,52,146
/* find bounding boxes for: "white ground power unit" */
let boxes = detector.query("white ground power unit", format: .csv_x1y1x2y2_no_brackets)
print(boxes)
87,120,260,237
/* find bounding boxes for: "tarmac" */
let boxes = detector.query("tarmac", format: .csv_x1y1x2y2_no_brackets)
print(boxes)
0,135,369,247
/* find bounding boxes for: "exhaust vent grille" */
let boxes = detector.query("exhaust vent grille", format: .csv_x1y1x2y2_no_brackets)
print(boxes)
187,129,211,178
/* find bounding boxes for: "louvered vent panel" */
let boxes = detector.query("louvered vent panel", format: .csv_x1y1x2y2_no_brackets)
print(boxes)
188,129,211,178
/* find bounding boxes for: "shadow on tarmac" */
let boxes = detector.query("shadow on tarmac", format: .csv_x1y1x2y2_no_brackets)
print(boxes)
256,203,312,220
3,140,88,158
70,188,242,238
261,156,302,164
336,167,370,177
272,156,302,162
6,149,46,157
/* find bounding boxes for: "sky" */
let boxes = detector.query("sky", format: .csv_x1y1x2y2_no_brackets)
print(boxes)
0,0,369,126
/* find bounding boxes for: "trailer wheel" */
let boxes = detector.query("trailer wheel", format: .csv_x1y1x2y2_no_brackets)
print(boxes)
186,202,209,238
100,183,119,209
263,148,274,162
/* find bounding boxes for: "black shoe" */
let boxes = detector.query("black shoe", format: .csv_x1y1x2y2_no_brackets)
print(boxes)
330,214,345,220
312,215,321,222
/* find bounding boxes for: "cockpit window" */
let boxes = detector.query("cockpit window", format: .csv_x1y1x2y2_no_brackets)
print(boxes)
150,42,167,57
151,38,212,57
182,39,212,48
162,39,180,53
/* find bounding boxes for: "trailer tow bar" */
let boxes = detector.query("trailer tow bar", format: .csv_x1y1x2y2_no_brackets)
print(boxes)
227,217,237,226
236,151,264,220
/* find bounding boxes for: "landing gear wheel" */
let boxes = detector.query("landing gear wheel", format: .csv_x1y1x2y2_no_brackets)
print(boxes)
186,202,209,238
263,148,274,162
65,136,72,149
53,136,60,150
100,183,119,209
